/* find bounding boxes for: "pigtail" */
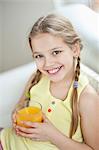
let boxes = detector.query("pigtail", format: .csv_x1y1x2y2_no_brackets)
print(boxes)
25,70,42,107
16,70,42,110
70,56,80,138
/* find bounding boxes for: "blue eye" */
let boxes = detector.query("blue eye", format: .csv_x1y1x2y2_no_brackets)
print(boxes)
52,50,62,56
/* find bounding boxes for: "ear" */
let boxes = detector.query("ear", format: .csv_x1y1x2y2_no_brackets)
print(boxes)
72,42,80,58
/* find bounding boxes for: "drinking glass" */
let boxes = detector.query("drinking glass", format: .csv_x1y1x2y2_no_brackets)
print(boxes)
16,101,43,128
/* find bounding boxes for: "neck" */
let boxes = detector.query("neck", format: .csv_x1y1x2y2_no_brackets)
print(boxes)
51,69,75,89
50,70,75,100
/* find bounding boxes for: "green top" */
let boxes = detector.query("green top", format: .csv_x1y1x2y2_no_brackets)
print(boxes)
0,73,88,150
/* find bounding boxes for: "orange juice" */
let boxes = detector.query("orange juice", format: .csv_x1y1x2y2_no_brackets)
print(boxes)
16,106,43,128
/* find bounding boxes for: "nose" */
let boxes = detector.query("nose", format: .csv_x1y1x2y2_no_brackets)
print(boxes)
44,56,55,68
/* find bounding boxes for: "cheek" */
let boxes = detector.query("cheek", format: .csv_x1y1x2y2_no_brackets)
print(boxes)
59,51,73,63
63,56,74,67
35,60,44,69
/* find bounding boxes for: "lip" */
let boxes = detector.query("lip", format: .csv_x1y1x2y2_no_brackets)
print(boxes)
46,66,63,75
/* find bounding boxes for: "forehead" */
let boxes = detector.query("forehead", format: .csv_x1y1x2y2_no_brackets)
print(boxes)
31,33,66,52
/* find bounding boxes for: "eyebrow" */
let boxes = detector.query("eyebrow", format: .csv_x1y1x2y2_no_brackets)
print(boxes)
33,47,62,55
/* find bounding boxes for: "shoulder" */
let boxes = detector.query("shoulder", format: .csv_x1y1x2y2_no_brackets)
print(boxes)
78,84,99,149
77,73,89,96
79,84,99,114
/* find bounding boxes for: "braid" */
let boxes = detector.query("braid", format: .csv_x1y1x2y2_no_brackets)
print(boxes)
70,56,80,138
24,70,42,107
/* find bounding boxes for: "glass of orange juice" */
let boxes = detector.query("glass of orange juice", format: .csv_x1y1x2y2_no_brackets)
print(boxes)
16,101,43,128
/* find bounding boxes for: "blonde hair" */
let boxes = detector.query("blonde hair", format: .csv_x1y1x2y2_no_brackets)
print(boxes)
26,13,82,138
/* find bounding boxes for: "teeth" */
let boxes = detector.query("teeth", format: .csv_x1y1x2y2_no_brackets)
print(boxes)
47,67,60,74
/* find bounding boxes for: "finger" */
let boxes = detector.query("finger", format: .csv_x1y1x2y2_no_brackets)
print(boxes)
16,130,38,139
22,121,40,128
16,125,37,134
12,122,16,129
12,112,17,123
12,122,17,129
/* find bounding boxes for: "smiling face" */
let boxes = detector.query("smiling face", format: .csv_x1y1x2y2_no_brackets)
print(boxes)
31,33,80,83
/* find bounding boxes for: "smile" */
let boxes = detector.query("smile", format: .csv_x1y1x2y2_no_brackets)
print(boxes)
47,66,63,75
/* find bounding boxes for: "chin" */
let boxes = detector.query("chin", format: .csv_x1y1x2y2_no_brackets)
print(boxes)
49,74,65,83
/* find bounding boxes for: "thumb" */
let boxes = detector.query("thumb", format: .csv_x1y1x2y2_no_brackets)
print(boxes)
12,110,17,124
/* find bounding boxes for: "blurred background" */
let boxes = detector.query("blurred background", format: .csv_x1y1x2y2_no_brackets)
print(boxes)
0,0,54,73
0,0,99,73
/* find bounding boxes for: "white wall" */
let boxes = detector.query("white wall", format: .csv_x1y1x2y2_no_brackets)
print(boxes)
0,0,54,73
53,0,93,9
0,3,3,72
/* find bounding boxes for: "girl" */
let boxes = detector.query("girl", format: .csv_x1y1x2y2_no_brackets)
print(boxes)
0,13,99,150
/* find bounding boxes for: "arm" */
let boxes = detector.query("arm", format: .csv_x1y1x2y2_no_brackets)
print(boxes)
79,85,99,150
48,128,92,150
48,84,99,150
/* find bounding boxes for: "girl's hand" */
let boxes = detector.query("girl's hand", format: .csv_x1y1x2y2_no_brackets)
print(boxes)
11,105,23,131
12,104,25,132
15,114,58,142
11,109,17,131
